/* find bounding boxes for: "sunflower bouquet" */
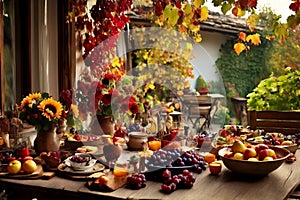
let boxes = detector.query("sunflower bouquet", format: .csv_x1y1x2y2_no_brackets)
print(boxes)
19,92,73,132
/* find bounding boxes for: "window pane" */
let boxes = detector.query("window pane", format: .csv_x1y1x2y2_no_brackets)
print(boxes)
3,0,16,111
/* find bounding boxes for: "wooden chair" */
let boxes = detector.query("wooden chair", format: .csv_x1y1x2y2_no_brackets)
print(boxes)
248,110,300,135
181,95,212,130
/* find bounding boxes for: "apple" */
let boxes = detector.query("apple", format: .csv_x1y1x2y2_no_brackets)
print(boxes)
248,157,259,161
22,160,37,173
22,156,33,162
7,160,22,174
18,147,30,158
255,144,269,154
266,149,276,159
258,149,268,160
263,156,274,161
243,148,257,160
233,152,244,160
209,161,222,175
224,151,234,158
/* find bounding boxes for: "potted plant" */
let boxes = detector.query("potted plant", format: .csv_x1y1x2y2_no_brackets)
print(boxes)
196,76,209,95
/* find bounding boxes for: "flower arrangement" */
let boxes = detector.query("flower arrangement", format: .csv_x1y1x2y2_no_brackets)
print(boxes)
76,57,140,120
19,92,79,132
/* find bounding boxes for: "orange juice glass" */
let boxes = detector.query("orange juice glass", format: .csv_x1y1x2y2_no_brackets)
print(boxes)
113,163,128,177
148,140,162,151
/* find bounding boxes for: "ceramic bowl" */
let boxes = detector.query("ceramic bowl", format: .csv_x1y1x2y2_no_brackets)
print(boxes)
218,146,290,176
65,153,96,171
276,144,298,154
127,132,148,151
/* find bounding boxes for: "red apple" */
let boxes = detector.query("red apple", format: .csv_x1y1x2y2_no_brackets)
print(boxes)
243,148,257,160
209,162,222,175
255,144,269,154
224,151,234,158
22,156,33,162
258,149,269,160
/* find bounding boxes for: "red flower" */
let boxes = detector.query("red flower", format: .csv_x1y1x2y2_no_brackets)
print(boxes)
104,74,115,79
102,93,112,105
129,102,139,114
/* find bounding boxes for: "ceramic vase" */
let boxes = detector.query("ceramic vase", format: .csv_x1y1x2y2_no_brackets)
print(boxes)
34,125,60,155
96,115,114,135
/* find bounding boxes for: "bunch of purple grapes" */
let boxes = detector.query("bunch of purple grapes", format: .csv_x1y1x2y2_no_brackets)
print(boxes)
70,155,90,163
146,149,183,167
170,150,207,173
161,169,196,193
126,173,147,189
146,149,207,174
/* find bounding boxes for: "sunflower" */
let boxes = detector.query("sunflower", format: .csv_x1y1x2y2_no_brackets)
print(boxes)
38,98,63,120
20,92,42,111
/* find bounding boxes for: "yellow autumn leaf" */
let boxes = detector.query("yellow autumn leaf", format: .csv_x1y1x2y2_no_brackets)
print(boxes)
246,33,261,45
200,6,209,21
193,0,204,8
234,42,247,55
247,13,259,32
193,33,202,43
189,24,200,32
183,4,193,15
237,8,246,17
148,83,155,90
164,5,180,26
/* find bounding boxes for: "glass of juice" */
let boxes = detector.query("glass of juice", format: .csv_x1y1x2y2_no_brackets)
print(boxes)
113,162,129,177
148,139,162,151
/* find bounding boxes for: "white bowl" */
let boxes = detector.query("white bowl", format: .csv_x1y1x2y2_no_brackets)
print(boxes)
65,154,97,171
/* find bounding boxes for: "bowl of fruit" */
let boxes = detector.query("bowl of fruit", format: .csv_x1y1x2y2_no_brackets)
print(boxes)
247,133,299,153
65,153,97,171
218,140,290,176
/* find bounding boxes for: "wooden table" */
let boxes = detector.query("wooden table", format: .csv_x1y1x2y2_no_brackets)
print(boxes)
0,151,299,200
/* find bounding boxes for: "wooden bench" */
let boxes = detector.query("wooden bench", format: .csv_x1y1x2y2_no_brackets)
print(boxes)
248,110,300,135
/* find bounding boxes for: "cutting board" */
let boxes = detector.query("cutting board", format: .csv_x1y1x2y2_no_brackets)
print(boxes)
87,171,127,191
0,165,44,179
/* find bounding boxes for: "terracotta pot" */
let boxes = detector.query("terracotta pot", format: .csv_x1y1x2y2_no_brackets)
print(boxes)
96,115,115,136
34,125,60,155
199,86,209,95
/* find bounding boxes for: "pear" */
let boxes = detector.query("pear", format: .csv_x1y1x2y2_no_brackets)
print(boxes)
231,140,246,153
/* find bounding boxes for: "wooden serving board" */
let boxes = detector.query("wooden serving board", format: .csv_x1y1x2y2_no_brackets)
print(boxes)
87,171,127,192
0,165,44,179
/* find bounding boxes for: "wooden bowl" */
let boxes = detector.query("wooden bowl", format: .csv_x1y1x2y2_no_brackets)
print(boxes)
276,144,298,154
218,146,290,176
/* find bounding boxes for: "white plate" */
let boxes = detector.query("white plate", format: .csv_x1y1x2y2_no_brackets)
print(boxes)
64,156,97,171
